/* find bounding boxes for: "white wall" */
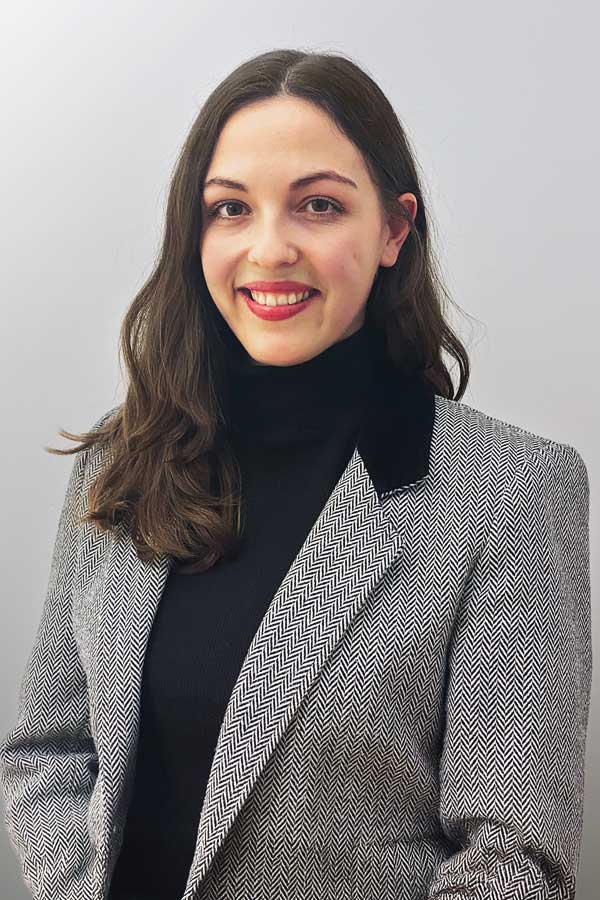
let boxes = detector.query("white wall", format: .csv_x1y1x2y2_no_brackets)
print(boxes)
0,1,597,897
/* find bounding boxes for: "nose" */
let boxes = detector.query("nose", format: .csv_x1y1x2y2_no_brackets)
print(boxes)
248,228,298,269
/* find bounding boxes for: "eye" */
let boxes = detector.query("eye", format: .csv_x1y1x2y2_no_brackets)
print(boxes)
302,197,345,216
205,196,345,220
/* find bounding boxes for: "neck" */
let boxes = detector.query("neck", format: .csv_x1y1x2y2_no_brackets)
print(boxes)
223,324,381,446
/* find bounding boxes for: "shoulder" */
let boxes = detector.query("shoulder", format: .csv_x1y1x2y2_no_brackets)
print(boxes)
431,394,589,507
91,404,123,432
79,403,123,482
433,393,586,465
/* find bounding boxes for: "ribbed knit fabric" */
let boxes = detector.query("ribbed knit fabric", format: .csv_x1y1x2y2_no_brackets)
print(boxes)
107,323,381,900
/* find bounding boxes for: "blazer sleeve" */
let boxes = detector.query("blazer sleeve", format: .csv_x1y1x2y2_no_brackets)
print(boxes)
427,440,592,900
0,408,116,897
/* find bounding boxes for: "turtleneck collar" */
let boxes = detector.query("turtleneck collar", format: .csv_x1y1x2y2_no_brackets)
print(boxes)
223,323,381,445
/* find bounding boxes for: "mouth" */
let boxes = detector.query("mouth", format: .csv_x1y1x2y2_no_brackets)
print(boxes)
238,287,320,304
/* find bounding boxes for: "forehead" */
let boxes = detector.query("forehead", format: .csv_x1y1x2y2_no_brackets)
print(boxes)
205,96,366,186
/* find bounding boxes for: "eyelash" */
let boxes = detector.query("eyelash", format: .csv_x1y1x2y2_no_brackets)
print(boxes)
206,196,346,221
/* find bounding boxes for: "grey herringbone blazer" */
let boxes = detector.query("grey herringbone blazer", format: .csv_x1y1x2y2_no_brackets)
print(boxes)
0,382,592,900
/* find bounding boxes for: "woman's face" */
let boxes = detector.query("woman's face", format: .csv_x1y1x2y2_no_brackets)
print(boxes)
200,96,416,366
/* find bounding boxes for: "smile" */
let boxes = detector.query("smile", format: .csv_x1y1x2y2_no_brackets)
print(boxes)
239,288,319,306
237,288,320,321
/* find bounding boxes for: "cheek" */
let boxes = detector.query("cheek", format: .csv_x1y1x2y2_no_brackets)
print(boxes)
321,238,364,282
311,242,357,287
201,244,235,292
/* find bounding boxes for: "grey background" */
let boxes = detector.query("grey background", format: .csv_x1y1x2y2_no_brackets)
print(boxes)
0,1,597,897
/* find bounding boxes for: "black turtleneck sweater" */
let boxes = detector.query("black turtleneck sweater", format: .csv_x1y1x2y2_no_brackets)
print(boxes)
107,322,380,900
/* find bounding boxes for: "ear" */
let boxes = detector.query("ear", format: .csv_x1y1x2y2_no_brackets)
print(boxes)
379,193,417,268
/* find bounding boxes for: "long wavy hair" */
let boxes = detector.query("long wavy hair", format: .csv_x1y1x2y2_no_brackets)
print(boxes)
46,47,476,575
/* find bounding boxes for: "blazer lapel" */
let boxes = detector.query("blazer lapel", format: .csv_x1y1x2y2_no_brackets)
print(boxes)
184,446,407,893
90,361,436,897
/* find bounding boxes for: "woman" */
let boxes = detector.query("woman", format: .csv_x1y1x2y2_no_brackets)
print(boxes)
0,48,591,900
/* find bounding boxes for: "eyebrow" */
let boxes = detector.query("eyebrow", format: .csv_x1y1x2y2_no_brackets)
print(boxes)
202,169,358,193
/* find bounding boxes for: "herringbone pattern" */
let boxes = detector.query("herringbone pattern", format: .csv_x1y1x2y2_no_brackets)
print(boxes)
0,395,592,900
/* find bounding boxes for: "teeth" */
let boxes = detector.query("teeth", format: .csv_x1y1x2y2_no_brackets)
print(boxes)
247,289,313,306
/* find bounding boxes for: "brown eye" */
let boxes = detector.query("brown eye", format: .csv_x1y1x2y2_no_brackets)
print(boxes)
207,201,246,219
206,196,345,220
303,198,344,215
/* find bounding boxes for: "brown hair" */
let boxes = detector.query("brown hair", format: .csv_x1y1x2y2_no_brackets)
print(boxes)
46,47,477,575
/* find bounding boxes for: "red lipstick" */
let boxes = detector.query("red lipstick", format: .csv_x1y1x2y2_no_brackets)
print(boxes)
237,288,319,321
240,280,316,292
